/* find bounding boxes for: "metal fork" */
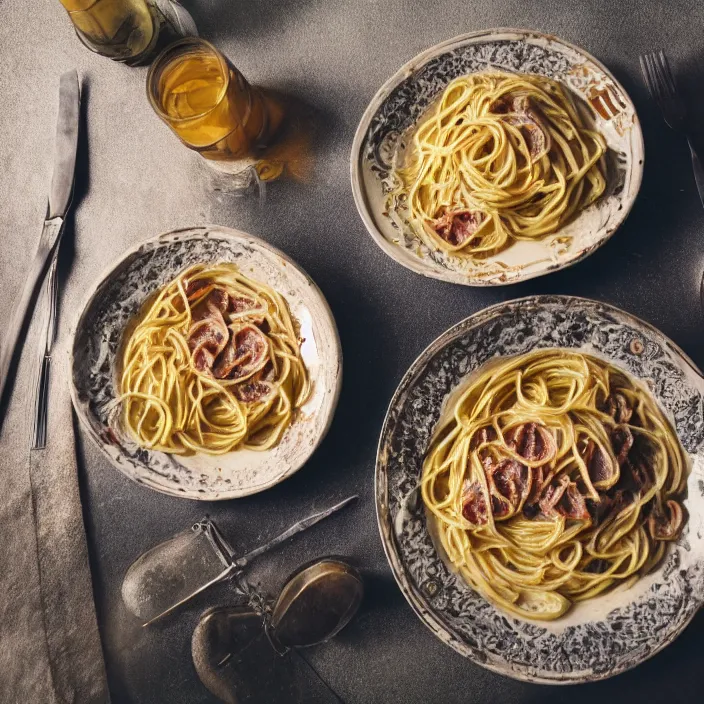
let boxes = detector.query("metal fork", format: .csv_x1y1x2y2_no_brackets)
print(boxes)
640,50,704,207
31,251,59,449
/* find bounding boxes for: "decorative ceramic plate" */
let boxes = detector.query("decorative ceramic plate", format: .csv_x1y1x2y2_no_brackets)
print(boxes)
376,296,704,683
351,29,644,286
70,226,342,500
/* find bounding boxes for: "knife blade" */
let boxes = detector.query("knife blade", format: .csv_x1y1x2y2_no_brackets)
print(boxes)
0,70,80,423
48,71,81,219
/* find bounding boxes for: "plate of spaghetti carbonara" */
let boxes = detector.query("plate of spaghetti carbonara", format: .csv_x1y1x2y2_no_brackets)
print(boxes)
70,226,341,500
376,296,704,683
352,29,644,286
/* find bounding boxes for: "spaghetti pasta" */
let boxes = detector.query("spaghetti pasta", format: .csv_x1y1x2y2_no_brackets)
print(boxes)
421,350,686,620
395,72,607,258
119,263,310,455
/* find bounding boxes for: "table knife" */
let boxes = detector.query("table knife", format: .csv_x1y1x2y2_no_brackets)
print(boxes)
31,254,59,448
0,70,80,427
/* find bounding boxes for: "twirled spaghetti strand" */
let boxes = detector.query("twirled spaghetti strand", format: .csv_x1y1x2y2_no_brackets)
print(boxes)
422,350,686,620
119,263,310,455
396,73,607,258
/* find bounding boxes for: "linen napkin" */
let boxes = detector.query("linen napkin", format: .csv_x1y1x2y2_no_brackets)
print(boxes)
0,306,109,702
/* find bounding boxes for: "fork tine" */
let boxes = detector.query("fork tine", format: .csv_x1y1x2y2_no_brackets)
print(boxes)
644,52,665,107
651,53,669,105
657,50,678,96
651,52,674,105
639,54,657,100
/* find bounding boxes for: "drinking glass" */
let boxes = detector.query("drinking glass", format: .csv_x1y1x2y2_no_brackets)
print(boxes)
146,38,284,164
59,0,158,62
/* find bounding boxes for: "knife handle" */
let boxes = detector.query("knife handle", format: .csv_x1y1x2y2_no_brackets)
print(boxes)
31,355,51,450
0,217,63,423
31,253,59,449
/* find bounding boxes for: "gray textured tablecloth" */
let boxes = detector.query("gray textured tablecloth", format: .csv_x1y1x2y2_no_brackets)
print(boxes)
0,323,109,703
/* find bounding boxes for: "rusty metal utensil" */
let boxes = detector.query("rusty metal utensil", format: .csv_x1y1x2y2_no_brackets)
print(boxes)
269,559,363,650
121,496,358,626
192,559,363,704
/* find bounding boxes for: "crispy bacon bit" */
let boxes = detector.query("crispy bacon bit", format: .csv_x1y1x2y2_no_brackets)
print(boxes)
505,423,557,463
604,393,633,424
432,210,486,247
187,306,229,375
213,324,269,380
526,464,549,505
556,482,590,520
610,425,634,465
648,500,684,541
539,475,570,516
470,426,497,450
234,380,273,404
462,481,489,526
583,439,619,489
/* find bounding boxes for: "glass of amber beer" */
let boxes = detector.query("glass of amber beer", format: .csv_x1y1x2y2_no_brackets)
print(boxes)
59,0,158,62
146,37,284,164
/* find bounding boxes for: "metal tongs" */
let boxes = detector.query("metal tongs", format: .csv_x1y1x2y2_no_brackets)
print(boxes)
122,496,358,626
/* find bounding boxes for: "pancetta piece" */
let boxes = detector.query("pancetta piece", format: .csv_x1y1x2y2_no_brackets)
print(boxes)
187,305,229,375
526,464,549,506
495,95,552,160
603,392,633,424
583,439,619,489
619,453,654,495
212,324,269,380
611,425,634,465
648,499,684,541
539,476,590,520
461,481,489,526
469,426,497,450
539,475,570,516
555,481,590,520
505,422,557,464
484,457,531,520
431,210,486,247
234,380,273,404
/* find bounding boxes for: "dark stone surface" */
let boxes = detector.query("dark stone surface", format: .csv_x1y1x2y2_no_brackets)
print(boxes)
3,0,704,702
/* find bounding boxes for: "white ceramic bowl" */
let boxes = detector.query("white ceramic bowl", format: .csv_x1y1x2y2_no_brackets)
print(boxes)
351,29,644,286
70,225,342,500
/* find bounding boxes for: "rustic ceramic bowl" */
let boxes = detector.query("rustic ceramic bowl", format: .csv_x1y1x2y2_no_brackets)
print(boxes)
351,29,644,286
376,296,704,682
70,225,342,500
